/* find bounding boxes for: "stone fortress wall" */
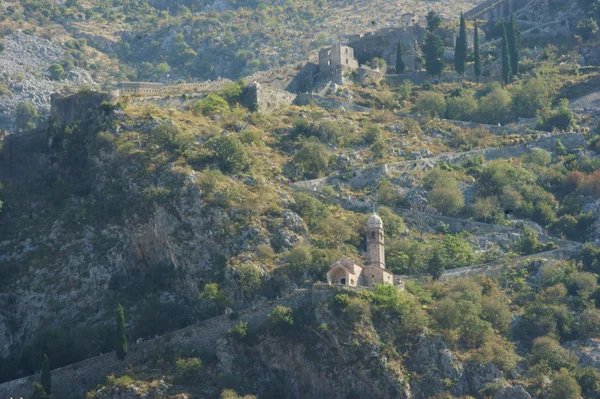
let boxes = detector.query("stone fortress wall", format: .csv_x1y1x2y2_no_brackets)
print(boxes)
0,288,336,399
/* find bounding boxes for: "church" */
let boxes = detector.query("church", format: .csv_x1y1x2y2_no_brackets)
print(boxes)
326,212,404,289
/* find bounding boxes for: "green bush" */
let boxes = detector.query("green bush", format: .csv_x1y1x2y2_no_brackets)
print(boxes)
227,322,248,340
287,140,329,180
413,91,446,117
268,306,294,334
548,368,582,399
529,336,578,370
205,135,250,174
194,94,230,115
48,63,65,80
476,84,512,125
446,91,478,121
16,101,39,132
175,357,202,383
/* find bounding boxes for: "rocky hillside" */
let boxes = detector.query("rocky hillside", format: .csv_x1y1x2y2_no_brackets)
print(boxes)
0,30,96,129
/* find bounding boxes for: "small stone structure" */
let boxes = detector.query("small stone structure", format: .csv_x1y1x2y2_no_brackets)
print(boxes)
327,212,404,290
288,44,383,92
318,44,359,72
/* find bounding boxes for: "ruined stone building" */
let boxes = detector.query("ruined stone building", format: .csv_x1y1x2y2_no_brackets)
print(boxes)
318,44,360,73
327,212,403,289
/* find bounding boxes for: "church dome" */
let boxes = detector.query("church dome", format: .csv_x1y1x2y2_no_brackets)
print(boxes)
367,213,383,226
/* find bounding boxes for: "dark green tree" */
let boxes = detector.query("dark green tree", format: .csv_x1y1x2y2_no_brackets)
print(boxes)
501,24,511,85
473,20,481,82
422,32,446,78
454,12,467,75
116,304,128,361
396,42,405,74
428,249,446,280
41,354,51,394
506,15,520,75
426,11,442,33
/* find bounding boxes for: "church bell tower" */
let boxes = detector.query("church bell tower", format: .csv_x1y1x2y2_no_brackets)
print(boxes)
366,212,385,269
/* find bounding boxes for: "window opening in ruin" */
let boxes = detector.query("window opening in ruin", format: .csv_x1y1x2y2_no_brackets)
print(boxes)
340,278,346,285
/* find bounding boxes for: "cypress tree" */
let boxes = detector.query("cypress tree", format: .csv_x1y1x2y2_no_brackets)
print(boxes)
41,354,51,394
116,304,128,361
422,32,446,78
474,20,481,82
396,42,405,74
506,15,520,75
454,12,467,75
501,24,511,85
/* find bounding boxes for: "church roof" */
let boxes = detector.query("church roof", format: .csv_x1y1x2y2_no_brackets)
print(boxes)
331,257,364,273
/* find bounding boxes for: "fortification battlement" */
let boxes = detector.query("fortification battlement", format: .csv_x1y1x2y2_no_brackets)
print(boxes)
115,77,234,96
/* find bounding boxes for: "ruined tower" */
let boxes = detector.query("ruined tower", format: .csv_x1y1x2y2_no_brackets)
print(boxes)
366,212,385,269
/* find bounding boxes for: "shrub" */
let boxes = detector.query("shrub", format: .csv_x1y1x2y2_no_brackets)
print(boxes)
413,91,446,117
446,91,478,121
268,306,294,333
205,136,250,174
291,192,330,228
175,357,202,383
193,94,229,115
16,102,39,132
578,308,600,340
548,368,582,399
220,389,257,399
576,18,599,40
525,148,552,166
477,84,512,125
473,337,519,373
227,322,248,341
287,140,329,180
48,63,65,80
428,181,464,216
537,100,576,132
529,336,578,370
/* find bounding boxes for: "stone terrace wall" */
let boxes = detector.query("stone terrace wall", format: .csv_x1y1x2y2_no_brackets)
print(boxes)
0,288,337,399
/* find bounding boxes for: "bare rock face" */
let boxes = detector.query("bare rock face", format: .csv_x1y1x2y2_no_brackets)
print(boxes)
93,379,169,398
0,31,96,130
409,335,503,398
493,384,532,399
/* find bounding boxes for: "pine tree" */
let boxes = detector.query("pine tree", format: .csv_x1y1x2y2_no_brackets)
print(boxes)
116,304,128,361
422,32,446,78
454,12,467,75
473,20,481,82
41,354,51,394
426,11,442,33
396,42,406,74
506,15,520,76
501,24,511,85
